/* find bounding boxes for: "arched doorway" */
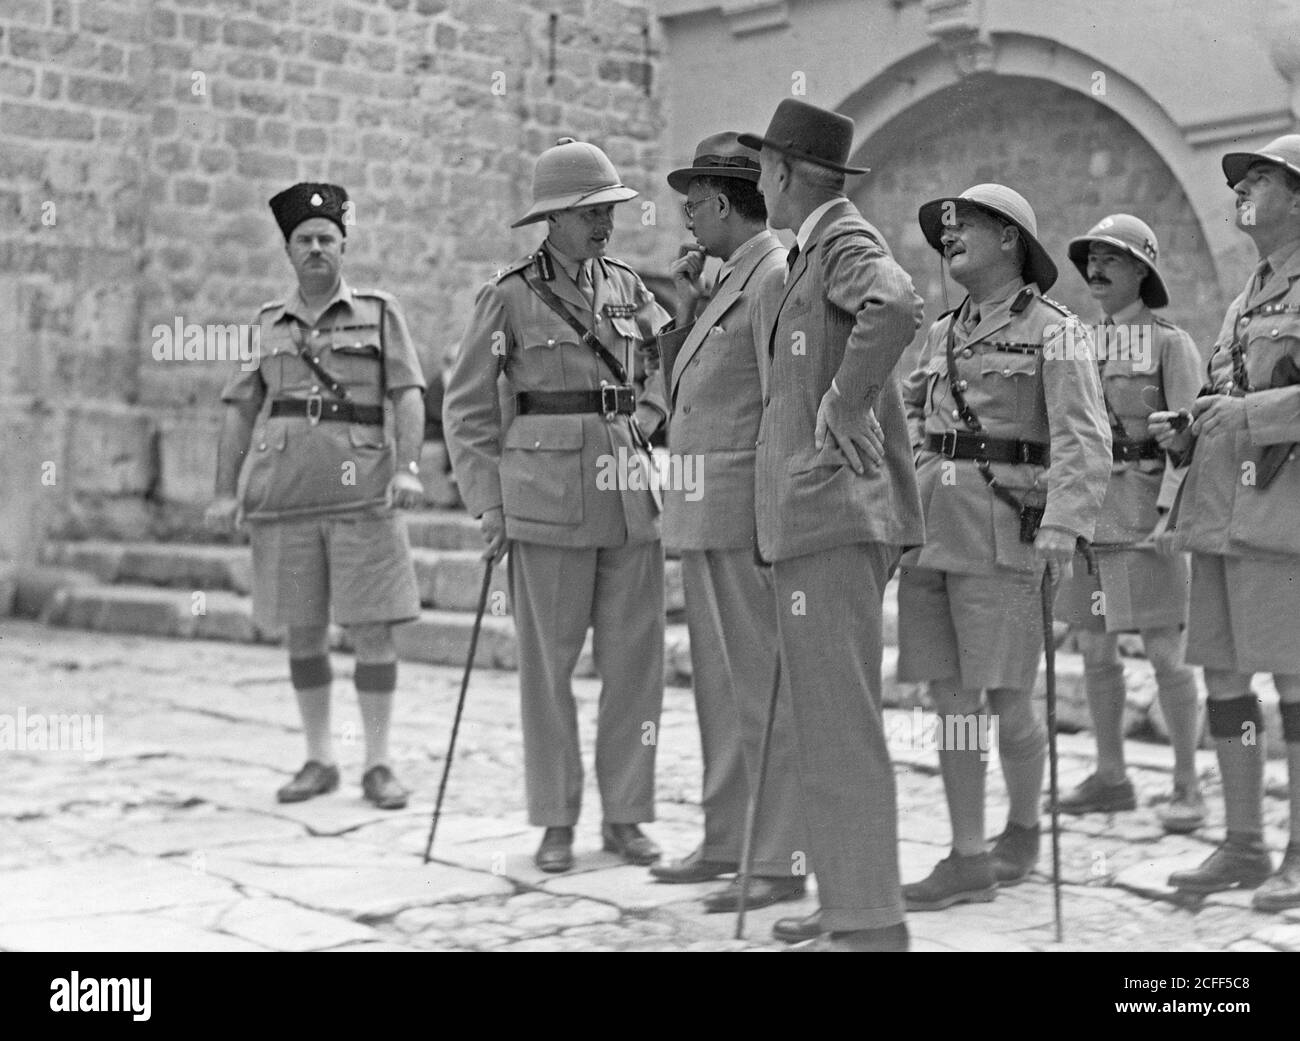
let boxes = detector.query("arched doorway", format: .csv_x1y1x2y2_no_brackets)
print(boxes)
852,75,1227,368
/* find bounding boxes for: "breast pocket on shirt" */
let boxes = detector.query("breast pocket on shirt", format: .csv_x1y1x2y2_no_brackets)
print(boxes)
328,338,383,388
978,350,1040,426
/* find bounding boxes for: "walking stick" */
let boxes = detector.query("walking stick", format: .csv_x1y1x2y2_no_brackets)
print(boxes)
1040,565,1064,942
423,553,498,864
734,656,783,940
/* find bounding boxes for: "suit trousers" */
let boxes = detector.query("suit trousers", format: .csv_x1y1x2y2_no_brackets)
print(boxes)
508,539,664,827
681,549,807,878
772,541,905,931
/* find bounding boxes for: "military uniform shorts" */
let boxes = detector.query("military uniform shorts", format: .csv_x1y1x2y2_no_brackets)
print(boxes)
1056,548,1189,633
248,510,421,630
1187,553,1300,674
897,565,1047,692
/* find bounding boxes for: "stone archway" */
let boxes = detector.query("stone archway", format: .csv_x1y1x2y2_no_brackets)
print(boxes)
851,74,1226,366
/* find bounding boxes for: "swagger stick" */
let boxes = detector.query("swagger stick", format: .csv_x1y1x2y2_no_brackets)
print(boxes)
424,554,498,864
1040,566,1064,942
734,656,783,940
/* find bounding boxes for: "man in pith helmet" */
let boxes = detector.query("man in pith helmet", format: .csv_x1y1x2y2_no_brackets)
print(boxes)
1055,213,1205,833
1153,134,1300,911
443,138,671,873
899,183,1111,911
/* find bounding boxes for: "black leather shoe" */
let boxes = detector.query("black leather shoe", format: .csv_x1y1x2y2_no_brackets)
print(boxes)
649,846,738,884
601,822,660,866
1168,838,1272,893
773,910,823,944
1253,844,1300,912
535,826,574,873
903,851,997,911
276,760,339,803
361,764,409,810
1053,773,1136,815
787,923,909,952
990,822,1040,886
702,875,806,914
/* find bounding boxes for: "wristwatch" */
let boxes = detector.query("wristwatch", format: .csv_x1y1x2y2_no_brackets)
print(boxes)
405,460,420,477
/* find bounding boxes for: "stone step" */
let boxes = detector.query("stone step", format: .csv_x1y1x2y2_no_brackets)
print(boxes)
41,539,254,595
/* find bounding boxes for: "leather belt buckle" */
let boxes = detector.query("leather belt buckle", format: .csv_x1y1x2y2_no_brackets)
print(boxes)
600,381,619,422
938,430,959,458
305,393,323,426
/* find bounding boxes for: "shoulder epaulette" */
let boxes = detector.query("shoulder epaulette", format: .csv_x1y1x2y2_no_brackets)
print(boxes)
494,254,537,283
601,256,636,275
353,287,397,302
256,298,283,315
1150,313,1180,330
1036,294,1076,318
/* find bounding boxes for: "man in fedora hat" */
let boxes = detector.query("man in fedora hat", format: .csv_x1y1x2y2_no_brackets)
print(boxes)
898,184,1110,911
1054,214,1205,833
647,132,808,913
740,99,926,951
206,182,428,811
1152,134,1300,911
443,138,671,873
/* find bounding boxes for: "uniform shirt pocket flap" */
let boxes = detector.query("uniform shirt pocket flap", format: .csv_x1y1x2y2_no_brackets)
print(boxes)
980,351,1039,378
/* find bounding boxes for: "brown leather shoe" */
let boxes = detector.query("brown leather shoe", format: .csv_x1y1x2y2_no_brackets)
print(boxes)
903,851,997,911
1167,838,1272,893
361,764,409,810
649,846,738,884
990,822,1040,886
601,822,661,866
1252,844,1300,912
276,760,339,804
535,826,574,873
702,875,806,914
786,923,910,952
1157,784,1207,835
773,910,823,944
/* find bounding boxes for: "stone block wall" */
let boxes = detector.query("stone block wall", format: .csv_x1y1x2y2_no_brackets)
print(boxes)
0,0,671,543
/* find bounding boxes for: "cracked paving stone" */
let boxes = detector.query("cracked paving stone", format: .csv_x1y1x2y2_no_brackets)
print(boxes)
1248,922,1300,950
0,913,272,952
211,896,383,952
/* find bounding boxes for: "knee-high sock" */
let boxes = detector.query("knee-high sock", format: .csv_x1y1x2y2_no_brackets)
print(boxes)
1207,695,1265,840
1153,665,1201,787
1083,662,1128,782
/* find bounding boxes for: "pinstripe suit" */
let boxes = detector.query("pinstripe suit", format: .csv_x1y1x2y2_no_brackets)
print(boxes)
754,198,925,931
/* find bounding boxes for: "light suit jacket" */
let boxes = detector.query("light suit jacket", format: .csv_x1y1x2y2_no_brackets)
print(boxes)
658,230,787,551
754,199,926,562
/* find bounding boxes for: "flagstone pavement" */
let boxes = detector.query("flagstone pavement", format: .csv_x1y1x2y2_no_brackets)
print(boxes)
1,620,1297,953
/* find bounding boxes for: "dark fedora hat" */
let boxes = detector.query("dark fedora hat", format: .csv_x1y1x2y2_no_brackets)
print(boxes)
738,99,868,176
666,132,761,194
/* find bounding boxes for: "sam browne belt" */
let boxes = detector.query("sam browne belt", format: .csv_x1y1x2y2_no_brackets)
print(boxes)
927,430,1047,466
516,386,635,418
270,398,383,424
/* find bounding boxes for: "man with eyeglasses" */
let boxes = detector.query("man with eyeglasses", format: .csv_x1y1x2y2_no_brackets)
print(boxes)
443,139,671,874
206,182,427,811
648,133,807,914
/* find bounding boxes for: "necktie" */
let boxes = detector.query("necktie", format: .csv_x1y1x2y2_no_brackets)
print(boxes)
577,262,595,310
1251,260,1272,301
784,243,800,283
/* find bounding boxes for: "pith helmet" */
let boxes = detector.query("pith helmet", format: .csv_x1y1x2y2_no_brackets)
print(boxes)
1222,133,1300,188
918,183,1058,292
1067,214,1168,309
512,138,638,228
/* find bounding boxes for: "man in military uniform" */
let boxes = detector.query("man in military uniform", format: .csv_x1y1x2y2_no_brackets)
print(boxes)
442,139,670,873
648,132,807,912
743,99,925,951
1055,214,1205,832
206,182,427,810
1153,134,1300,911
899,185,1111,910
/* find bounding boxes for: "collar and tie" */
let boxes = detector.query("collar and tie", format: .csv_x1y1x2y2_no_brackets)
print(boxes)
783,243,800,284
1250,260,1273,300
576,262,595,311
